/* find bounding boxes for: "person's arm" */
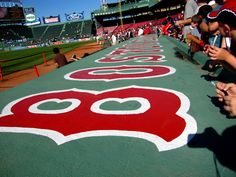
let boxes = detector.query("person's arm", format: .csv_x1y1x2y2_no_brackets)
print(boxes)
175,18,192,26
208,21,219,33
53,57,59,67
199,22,209,33
187,33,199,42
186,33,205,46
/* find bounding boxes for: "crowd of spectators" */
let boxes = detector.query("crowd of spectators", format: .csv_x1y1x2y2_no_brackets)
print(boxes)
97,0,235,117
160,0,236,117
96,23,155,47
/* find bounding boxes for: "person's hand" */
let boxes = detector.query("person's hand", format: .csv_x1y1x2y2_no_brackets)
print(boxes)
223,95,236,117
216,82,236,101
203,44,210,55
208,45,229,60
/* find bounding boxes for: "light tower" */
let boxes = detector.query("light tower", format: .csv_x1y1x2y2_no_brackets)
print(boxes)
100,0,107,7
118,0,123,30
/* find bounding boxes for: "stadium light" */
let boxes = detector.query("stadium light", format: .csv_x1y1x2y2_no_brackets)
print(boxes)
100,0,107,7
118,0,123,30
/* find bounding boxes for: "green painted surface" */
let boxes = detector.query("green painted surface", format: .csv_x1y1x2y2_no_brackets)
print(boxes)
0,35,235,177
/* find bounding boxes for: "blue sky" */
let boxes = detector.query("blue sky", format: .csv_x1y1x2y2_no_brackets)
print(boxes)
22,0,118,21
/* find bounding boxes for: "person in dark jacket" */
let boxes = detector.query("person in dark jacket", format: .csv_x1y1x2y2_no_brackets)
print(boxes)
53,47,68,68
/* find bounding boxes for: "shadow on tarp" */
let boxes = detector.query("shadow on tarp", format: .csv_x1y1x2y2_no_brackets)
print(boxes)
201,67,236,83
207,95,231,118
188,126,236,172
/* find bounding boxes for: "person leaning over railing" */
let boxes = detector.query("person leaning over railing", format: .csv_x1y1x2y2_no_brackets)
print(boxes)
206,0,236,70
175,0,198,43
186,14,204,52
205,0,236,117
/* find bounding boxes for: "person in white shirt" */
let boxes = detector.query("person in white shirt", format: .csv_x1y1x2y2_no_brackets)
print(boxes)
138,27,144,36
111,33,117,45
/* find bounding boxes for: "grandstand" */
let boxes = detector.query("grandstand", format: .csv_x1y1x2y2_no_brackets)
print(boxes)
0,0,94,50
60,21,82,39
0,25,33,41
0,0,185,50
92,0,185,29
0,19,93,49
40,24,64,41
31,25,48,40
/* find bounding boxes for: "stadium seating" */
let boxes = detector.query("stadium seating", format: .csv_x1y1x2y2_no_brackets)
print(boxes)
32,26,48,41
81,20,92,36
41,24,64,41
93,0,149,16
60,21,82,39
0,25,33,41
96,26,118,36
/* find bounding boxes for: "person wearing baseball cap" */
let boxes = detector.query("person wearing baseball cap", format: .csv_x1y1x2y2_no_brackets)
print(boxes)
207,0,236,69
208,0,236,29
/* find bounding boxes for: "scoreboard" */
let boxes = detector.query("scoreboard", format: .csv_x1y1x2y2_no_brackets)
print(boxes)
0,7,25,22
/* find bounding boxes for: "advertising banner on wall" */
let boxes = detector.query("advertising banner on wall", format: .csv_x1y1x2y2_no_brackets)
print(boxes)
43,15,60,24
23,7,40,26
65,11,84,21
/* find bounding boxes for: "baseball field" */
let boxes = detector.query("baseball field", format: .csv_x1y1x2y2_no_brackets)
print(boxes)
0,40,97,76
0,40,103,91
